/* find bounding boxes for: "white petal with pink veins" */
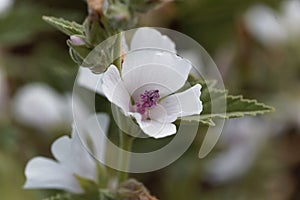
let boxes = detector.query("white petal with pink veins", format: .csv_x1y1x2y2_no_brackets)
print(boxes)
130,27,176,53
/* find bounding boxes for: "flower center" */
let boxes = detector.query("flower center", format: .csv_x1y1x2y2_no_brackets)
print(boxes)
136,90,160,115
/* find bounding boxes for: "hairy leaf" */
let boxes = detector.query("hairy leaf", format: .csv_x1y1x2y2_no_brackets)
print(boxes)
179,116,215,126
43,16,84,36
181,83,274,125
43,194,72,200
201,89,274,120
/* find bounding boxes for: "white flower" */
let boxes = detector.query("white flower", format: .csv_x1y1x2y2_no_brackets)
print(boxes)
24,113,110,194
102,28,202,139
269,94,300,134
0,0,13,16
204,117,271,185
281,0,300,37
244,1,300,45
244,4,287,45
77,67,104,96
12,83,72,131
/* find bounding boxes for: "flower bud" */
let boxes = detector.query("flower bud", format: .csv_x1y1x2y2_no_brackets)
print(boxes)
70,35,86,46
103,1,136,29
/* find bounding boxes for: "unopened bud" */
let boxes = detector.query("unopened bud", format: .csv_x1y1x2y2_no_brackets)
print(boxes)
70,35,85,46
103,2,136,29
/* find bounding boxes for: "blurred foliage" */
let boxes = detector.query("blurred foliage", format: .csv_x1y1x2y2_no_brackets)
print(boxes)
0,0,87,92
0,151,42,199
174,0,282,53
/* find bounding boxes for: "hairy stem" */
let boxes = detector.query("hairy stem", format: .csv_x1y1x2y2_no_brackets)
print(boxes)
111,31,131,184
118,132,134,183
113,32,122,72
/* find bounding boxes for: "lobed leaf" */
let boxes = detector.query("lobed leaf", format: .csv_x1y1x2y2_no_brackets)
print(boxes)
181,82,274,125
179,116,215,126
224,95,275,118
42,16,84,36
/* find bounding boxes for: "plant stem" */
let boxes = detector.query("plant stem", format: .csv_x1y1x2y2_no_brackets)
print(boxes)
118,132,134,183
113,32,122,72
111,31,131,184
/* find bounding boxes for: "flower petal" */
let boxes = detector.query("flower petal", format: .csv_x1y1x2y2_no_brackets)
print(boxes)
244,5,286,45
102,65,131,113
77,67,104,96
130,112,177,139
83,113,110,161
24,157,83,194
149,104,177,123
130,27,176,53
160,84,202,118
122,51,191,81
51,131,97,182
0,0,13,15
12,83,67,130
122,58,192,100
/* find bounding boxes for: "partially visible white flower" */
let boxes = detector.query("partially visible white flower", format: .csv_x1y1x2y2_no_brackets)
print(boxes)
204,117,271,185
102,28,202,139
244,4,287,45
77,67,104,96
0,0,13,16
12,83,72,131
244,1,300,45
269,94,300,134
24,113,110,194
281,0,300,37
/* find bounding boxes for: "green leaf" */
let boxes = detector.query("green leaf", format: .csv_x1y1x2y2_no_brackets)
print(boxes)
179,116,215,126
224,95,275,118
103,2,137,30
74,175,99,198
42,16,84,36
99,190,115,200
84,17,108,46
43,193,95,200
96,164,108,188
201,87,228,116
67,40,91,62
181,84,226,125
181,82,274,124
43,194,72,200
200,89,274,120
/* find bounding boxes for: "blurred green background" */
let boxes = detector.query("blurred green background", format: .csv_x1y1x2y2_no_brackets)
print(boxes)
1,0,300,199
